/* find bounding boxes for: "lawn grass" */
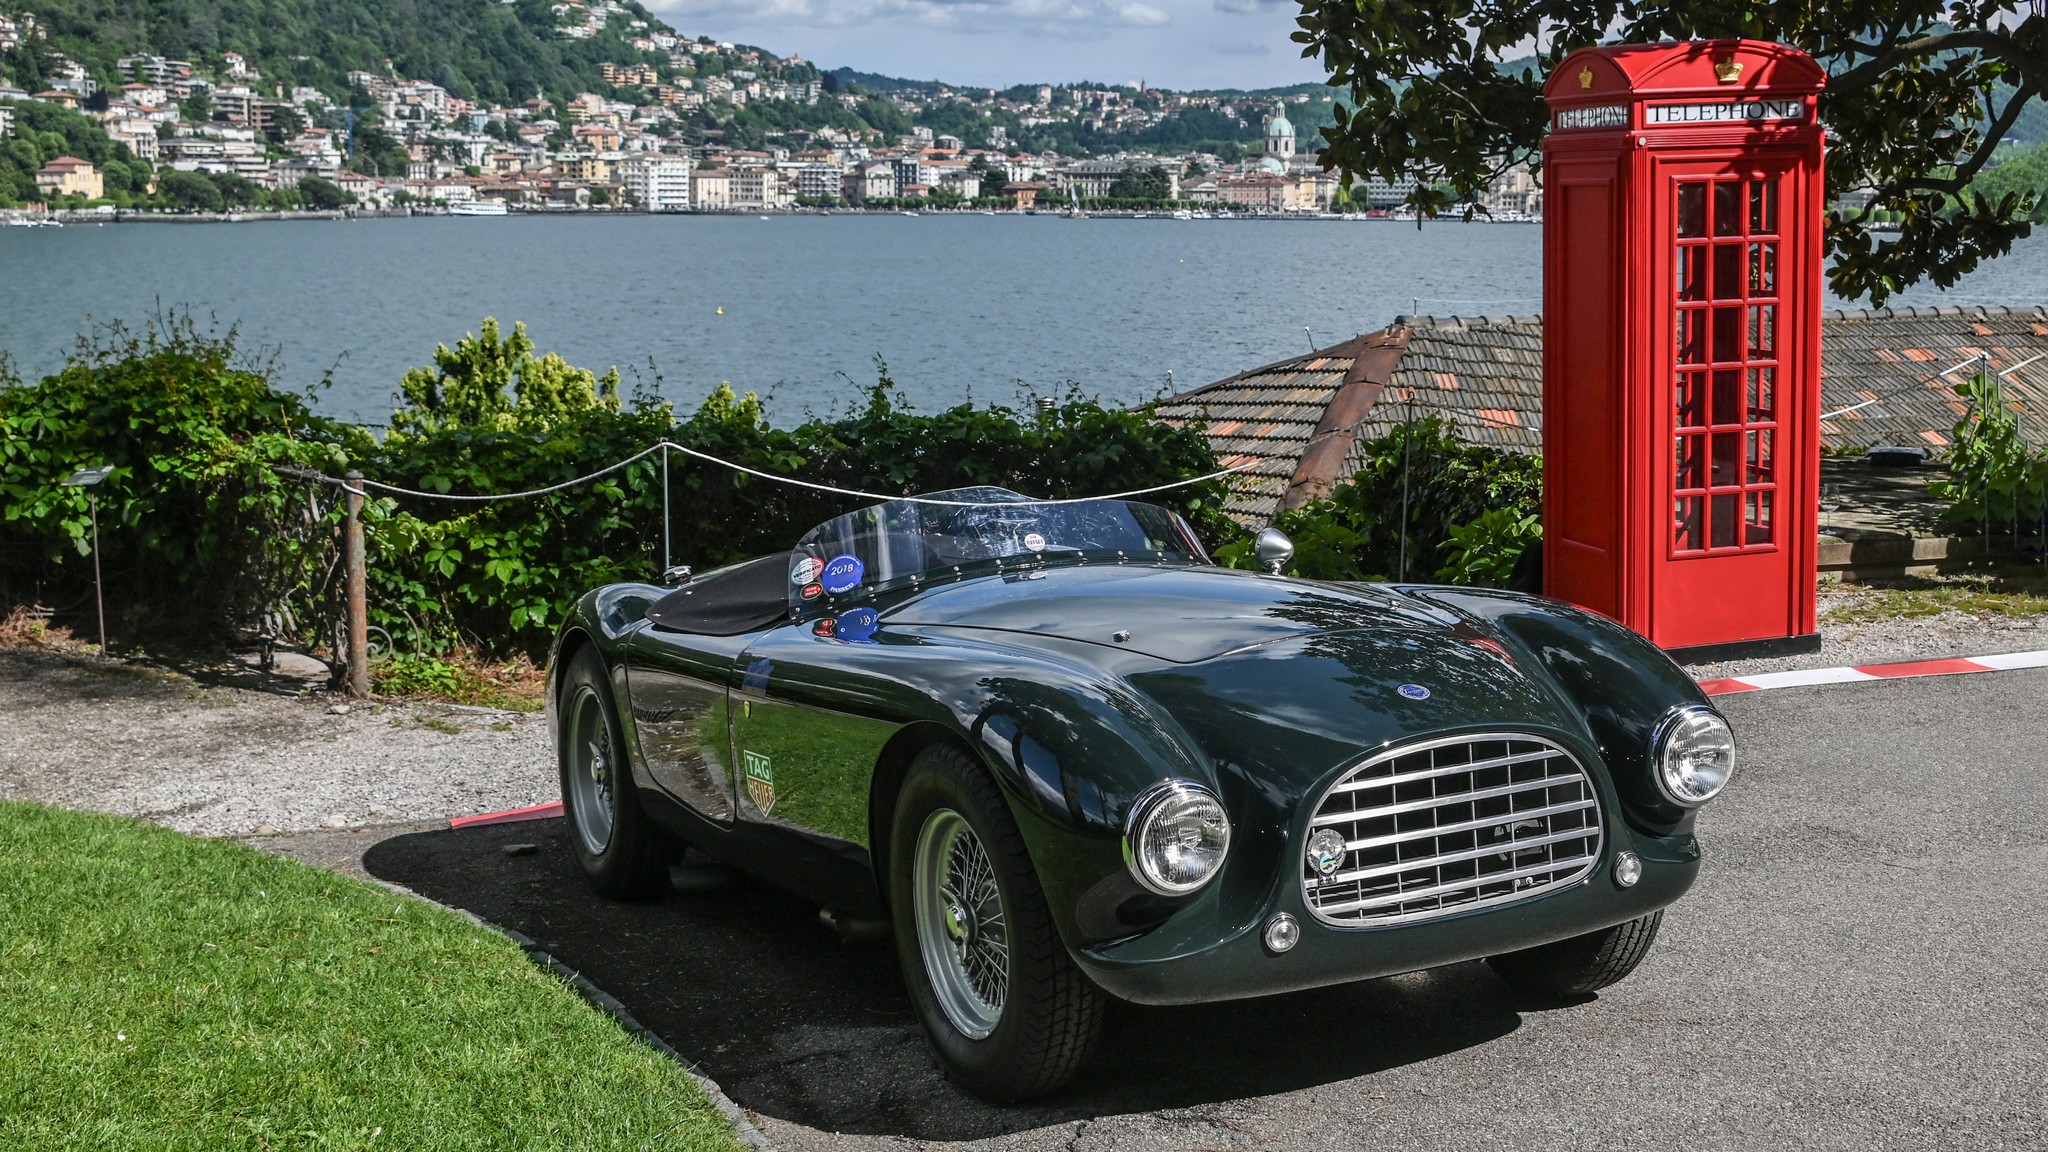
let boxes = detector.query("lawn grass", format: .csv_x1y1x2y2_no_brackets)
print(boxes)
1822,570,2048,626
0,801,745,1151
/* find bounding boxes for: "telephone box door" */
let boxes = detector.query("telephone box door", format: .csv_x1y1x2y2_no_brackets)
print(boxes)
1650,157,1811,649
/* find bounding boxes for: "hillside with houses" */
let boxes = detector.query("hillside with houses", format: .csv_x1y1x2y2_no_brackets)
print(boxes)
0,2,1544,217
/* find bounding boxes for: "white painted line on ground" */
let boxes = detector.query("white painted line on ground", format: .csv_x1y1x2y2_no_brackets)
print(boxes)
1699,648,2048,696
1967,650,2048,671
1734,667,1882,689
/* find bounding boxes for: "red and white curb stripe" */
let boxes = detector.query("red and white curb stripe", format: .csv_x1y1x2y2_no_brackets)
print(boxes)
1697,648,2048,696
441,649,2048,827
449,800,562,829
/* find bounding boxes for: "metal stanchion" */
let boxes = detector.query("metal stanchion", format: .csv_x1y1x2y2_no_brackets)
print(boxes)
344,469,369,698
60,465,114,654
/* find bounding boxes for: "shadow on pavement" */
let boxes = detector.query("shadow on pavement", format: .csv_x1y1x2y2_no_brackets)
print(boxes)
364,818,1528,1141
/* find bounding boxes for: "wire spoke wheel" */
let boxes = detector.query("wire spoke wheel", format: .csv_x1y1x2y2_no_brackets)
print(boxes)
566,686,617,857
913,808,1010,1039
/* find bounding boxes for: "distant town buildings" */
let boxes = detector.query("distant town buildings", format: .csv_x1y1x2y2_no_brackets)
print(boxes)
0,6,1545,218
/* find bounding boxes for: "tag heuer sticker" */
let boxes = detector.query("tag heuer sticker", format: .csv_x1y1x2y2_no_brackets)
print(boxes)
791,556,820,585
743,750,775,814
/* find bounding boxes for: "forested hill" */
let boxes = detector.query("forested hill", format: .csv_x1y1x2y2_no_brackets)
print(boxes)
0,0,683,104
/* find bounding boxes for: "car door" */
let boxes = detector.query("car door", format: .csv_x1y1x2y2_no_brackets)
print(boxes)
618,625,750,826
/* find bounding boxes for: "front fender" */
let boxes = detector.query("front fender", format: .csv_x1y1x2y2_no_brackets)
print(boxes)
881,626,1223,946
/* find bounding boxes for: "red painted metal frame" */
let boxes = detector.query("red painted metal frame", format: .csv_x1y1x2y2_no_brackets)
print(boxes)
1541,40,1825,652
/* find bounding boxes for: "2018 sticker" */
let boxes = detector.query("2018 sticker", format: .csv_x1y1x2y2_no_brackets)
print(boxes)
821,554,864,595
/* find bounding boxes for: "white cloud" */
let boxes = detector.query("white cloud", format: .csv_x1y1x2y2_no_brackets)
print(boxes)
647,0,1324,89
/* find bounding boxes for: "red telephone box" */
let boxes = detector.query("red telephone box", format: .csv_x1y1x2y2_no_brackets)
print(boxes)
1541,40,1825,658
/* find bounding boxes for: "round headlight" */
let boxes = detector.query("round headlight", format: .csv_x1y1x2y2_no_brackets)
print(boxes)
1124,782,1231,895
1654,705,1736,805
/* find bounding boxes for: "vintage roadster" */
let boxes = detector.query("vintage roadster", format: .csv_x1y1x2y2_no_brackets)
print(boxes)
547,488,1735,1099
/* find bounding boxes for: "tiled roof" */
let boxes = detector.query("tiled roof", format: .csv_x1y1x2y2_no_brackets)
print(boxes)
1151,332,1400,524
1163,307,2048,527
1816,306,2048,451
1342,315,1544,481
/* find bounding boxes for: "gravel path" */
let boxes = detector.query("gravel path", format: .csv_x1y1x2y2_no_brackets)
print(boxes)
0,648,553,836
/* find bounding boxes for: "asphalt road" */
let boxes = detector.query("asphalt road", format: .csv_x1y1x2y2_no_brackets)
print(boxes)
363,668,2048,1151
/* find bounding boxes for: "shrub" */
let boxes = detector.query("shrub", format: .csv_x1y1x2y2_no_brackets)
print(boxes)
0,315,355,647
1931,371,2048,543
1217,416,1542,585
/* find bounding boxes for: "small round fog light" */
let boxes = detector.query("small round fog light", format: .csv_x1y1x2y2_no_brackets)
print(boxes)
1262,913,1300,954
1613,851,1643,889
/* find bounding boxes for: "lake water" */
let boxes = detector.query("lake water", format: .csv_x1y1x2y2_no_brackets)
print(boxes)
7,213,2048,426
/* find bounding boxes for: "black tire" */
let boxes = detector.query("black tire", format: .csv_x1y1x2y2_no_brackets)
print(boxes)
1487,911,1664,999
557,646,672,901
888,743,1104,1101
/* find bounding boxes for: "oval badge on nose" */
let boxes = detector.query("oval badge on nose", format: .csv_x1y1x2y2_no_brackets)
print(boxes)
1397,683,1431,701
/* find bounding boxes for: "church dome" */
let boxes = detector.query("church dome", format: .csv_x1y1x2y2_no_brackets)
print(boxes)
1267,108,1294,137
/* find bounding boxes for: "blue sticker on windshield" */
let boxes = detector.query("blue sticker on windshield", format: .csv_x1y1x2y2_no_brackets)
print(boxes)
821,554,864,595
1397,683,1431,701
835,607,879,643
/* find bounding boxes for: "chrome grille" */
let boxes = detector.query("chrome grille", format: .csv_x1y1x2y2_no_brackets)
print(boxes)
1301,733,1602,926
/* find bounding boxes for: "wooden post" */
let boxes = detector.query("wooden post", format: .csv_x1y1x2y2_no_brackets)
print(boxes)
344,470,369,698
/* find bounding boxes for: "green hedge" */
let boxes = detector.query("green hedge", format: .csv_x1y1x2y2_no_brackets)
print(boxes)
1,316,1227,659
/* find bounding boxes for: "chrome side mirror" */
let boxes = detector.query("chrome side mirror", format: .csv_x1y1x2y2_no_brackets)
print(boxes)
1254,527,1294,575
659,565,693,587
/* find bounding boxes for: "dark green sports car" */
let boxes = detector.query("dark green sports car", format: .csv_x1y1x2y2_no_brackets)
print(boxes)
547,488,1735,1100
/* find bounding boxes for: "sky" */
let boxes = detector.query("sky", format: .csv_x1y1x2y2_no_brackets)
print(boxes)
643,0,1330,92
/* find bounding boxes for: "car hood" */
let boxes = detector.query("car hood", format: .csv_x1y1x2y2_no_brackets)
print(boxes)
884,562,1472,665
1126,622,1581,797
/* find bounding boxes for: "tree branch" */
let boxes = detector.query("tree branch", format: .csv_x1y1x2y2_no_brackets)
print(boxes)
1829,28,2028,94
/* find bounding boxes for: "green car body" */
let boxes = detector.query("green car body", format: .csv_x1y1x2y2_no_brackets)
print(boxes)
548,532,1716,1008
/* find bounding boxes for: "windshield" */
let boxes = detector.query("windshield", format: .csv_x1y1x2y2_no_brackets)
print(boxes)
787,487,1209,611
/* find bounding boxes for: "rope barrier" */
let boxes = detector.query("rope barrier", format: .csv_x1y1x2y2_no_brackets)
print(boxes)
276,438,1267,507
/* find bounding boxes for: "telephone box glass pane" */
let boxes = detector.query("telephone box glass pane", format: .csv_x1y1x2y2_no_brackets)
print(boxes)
1712,370,1740,426
1749,181,1778,233
1675,496,1704,551
1678,246,1705,300
1676,435,1705,490
1747,430,1773,483
1749,367,1775,417
1712,244,1742,300
1679,184,1706,237
1713,182,1741,236
1747,491,1773,544
1713,432,1740,485
1677,372,1705,427
1711,493,1740,547
1749,305,1775,356
1713,307,1740,362
1749,243,1776,294
1679,309,1706,365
